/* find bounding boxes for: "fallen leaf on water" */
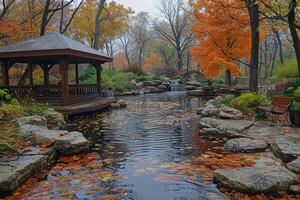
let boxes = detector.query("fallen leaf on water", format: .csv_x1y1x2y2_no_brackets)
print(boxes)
154,174,181,183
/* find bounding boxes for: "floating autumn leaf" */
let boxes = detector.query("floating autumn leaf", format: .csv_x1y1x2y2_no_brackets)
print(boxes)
154,174,181,183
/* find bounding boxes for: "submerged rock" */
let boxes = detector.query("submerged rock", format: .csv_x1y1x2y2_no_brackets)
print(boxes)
287,158,300,174
118,100,127,108
214,166,298,194
289,185,300,194
224,138,268,153
271,136,300,162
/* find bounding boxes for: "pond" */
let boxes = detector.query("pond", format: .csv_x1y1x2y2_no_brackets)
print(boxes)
11,92,228,200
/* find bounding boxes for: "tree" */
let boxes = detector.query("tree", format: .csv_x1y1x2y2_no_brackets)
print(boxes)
144,53,164,74
245,0,260,92
131,12,152,70
71,0,132,49
59,0,84,34
257,0,300,76
40,0,76,35
119,32,133,68
153,0,194,70
93,0,106,49
0,0,15,20
191,0,251,85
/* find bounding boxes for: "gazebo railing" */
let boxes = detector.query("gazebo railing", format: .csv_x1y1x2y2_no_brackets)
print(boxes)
69,84,100,96
1,84,101,105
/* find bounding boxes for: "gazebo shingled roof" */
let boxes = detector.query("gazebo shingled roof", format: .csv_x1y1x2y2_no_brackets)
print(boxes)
0,32,113,64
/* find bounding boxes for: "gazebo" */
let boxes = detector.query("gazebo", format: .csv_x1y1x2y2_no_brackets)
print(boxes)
0,33,113,112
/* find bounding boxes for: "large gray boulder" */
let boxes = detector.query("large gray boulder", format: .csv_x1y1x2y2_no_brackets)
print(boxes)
201,104,220,117
18,124,48,139
158,85,168,91
287,158,300,174
218,107,243,119
224,138,268,153
0,155,47,194
43,108,66,130
14,116,47,127
187,90,205,96
214,166,298,194
32,130,69,146
18,124,89,155
271,136,300,162
54,131,89,155
199,118,254,139
185,85,197,90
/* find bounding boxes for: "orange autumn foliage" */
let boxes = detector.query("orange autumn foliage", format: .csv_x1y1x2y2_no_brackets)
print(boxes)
144,54,163,74
114,52,129,70
191,0,251,79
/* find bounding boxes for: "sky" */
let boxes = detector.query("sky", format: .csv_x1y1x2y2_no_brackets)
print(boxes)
114,0,161,17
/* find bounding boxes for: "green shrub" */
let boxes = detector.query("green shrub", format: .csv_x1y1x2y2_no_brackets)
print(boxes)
219,92,270,113
135,75,149,82
275,79,300,97
271,57,298,81
0,89,12,105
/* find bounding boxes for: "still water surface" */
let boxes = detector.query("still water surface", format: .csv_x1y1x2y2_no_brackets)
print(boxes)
14,92,227,200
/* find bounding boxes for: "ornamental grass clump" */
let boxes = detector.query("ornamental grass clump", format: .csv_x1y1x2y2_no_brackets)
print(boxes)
219,92,270,114
0,89,49,156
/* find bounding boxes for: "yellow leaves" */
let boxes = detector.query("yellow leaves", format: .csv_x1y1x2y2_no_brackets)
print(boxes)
70,0,133,47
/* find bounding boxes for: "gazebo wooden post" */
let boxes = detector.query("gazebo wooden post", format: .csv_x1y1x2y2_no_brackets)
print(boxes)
43,64,49,85
1,61,9,86
28,63,33,86
96,64,102,96
60,62,69,105
75,63,79,85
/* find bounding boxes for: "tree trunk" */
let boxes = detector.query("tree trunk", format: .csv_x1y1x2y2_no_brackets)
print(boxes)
40,0,51,36
93,0,105,50
177,49,183,70
274,30,284,65
225,70,232,87
288,0,300,77
246,0,260,92
59,0,64,33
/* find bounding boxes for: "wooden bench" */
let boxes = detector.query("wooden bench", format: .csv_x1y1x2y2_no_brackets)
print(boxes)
256,96,294,125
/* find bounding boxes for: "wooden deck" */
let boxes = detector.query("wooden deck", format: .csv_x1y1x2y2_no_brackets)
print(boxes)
53,98,116,115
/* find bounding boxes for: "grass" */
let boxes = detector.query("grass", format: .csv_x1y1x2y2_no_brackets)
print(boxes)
0,90,49,156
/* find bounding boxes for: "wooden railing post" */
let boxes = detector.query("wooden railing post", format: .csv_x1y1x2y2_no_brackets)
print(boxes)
28,63,33,86
1,61,9,86
43,64,49,85
60,62,69,105
75,63,79,85
96,64,102,96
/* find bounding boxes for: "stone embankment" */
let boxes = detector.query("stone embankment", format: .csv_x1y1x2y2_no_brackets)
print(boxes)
0,109,89,195
196,96,300,194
